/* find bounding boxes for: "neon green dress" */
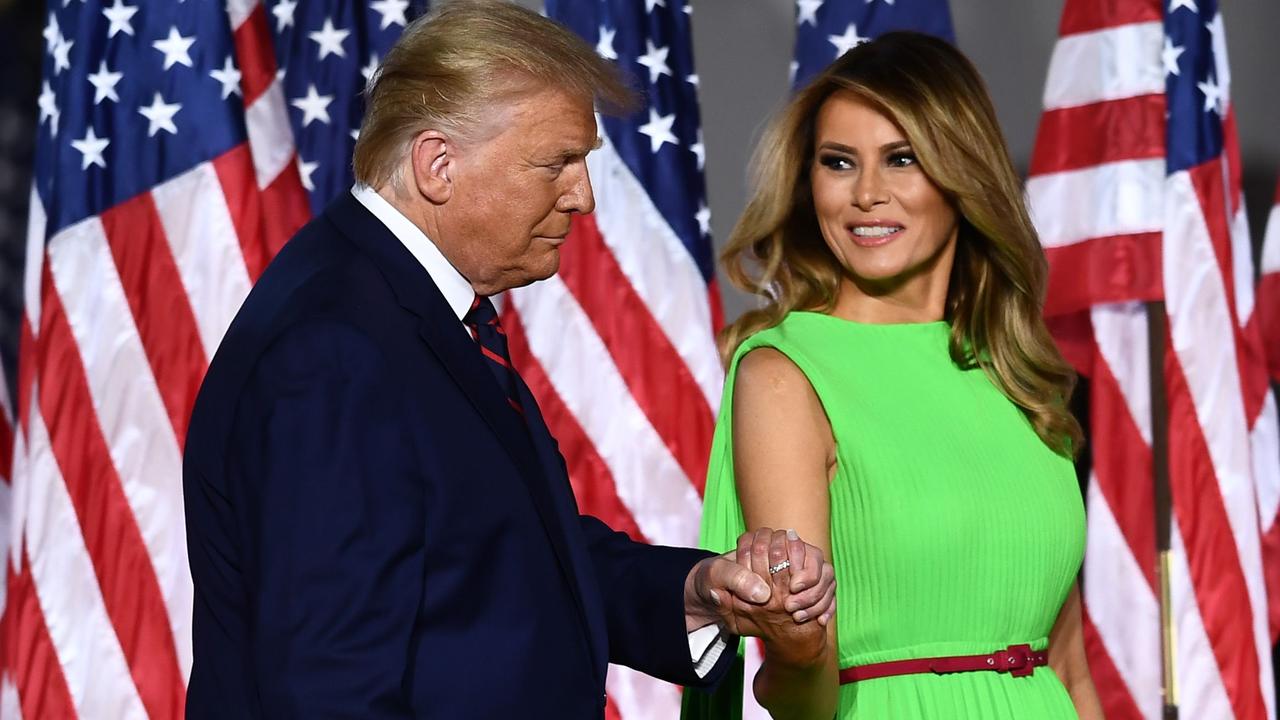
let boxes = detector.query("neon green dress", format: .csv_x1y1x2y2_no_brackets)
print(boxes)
684,311,1085,718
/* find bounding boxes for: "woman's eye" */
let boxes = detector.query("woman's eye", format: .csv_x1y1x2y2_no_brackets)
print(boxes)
887,152,917,168
818,154,853,170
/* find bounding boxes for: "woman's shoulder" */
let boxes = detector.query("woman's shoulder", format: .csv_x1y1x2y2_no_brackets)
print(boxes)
731,311,819,359
734,345,807,391
730,315,826,398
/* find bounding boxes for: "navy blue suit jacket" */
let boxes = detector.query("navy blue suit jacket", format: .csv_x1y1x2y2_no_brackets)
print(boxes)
183,193,732,718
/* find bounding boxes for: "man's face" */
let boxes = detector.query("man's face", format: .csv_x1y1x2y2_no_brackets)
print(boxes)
434,85,599,295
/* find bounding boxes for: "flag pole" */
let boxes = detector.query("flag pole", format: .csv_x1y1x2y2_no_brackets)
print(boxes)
1147,301,1178,719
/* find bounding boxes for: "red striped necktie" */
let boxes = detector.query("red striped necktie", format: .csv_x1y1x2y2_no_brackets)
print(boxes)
464,295,524,416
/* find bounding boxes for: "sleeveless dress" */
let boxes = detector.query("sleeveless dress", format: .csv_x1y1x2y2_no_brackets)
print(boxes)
684,311,1085,718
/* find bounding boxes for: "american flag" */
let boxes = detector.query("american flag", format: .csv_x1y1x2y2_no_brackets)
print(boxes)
1027,0,1280,717
0,0,412,716
791,0,954,89
498,0,722,718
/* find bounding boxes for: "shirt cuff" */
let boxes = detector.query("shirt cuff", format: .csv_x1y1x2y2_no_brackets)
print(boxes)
688,624,727,679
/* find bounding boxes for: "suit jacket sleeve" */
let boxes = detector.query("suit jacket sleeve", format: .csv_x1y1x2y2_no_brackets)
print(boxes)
232,320,424,718
578,515,737,688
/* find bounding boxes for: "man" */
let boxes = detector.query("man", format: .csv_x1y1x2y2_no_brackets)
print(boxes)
183,1,834,717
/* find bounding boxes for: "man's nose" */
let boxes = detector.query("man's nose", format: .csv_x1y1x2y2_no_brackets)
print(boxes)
560,166,595,214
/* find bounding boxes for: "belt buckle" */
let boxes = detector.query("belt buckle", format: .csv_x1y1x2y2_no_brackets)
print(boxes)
999,644,1035,677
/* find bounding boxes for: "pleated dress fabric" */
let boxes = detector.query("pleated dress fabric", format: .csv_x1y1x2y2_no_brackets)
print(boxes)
691,311,1085,718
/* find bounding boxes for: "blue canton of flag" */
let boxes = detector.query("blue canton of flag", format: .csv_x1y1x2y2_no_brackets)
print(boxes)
547,0,715,282
268,0,426,210
36,0,246,236
792,0,954,89
1164,0,1225,174
34,0,422,237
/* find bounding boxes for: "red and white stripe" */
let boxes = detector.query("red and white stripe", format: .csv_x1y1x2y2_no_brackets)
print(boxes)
0,3,309,718
1029,1,1279,718
1029,5,1164,717
504,128,724,719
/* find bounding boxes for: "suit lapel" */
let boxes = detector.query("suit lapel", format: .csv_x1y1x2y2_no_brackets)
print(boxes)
325,195,600,672
412,309,543,483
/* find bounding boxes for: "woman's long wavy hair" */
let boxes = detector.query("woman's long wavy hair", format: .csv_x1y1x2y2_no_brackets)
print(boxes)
721,32,1082,457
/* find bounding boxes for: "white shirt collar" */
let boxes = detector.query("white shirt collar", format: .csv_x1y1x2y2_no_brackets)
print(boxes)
351,185,474,321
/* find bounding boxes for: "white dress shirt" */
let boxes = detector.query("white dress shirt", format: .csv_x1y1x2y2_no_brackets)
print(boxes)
350,185,727,678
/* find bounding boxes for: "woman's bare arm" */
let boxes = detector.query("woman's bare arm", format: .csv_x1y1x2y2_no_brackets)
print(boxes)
1048,583,1104,719
733,348,840,720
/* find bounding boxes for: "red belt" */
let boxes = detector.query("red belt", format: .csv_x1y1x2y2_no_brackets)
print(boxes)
839,644,1048,684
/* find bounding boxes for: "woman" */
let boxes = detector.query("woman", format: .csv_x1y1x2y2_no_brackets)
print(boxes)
683,33,1103,719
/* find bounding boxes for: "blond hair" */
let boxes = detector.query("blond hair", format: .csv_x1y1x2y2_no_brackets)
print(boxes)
722,32,1082,457
352,0,635,190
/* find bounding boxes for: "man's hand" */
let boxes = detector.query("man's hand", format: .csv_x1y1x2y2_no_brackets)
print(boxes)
684,528,835,638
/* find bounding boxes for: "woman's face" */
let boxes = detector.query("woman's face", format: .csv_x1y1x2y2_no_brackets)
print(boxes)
809,91,960,313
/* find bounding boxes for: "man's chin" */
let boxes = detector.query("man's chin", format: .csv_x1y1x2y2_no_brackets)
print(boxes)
500,253,561,292
534,248,562,280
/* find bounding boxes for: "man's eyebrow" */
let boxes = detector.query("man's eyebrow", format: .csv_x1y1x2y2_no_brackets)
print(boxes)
563,139,603,158
542,139,602,160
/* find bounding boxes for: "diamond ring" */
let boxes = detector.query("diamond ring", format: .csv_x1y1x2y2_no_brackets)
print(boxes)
768,559,790,575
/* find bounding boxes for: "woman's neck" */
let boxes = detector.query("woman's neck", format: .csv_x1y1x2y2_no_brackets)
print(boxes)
830,275,949,324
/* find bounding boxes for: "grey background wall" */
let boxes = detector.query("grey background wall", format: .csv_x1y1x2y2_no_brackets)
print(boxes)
521,0,1280,320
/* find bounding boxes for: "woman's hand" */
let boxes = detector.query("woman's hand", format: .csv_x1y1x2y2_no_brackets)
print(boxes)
741,528,839,720
735,528,834,667
685,527,835,643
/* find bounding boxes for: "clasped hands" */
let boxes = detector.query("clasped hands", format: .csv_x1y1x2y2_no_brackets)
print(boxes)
685,528,835,662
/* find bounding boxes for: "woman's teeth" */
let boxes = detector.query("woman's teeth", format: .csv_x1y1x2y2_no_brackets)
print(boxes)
852,226,901,238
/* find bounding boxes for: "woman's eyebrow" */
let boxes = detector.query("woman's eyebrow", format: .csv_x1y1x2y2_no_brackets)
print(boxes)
815,141,856,153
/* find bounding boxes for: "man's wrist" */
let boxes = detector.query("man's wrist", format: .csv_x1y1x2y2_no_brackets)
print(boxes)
687,615,718,633
683,557,715,632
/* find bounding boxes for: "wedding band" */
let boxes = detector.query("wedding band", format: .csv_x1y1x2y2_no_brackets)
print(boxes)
768,560,790,575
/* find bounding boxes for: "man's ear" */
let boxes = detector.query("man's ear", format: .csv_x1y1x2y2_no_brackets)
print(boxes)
409,130,454,204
